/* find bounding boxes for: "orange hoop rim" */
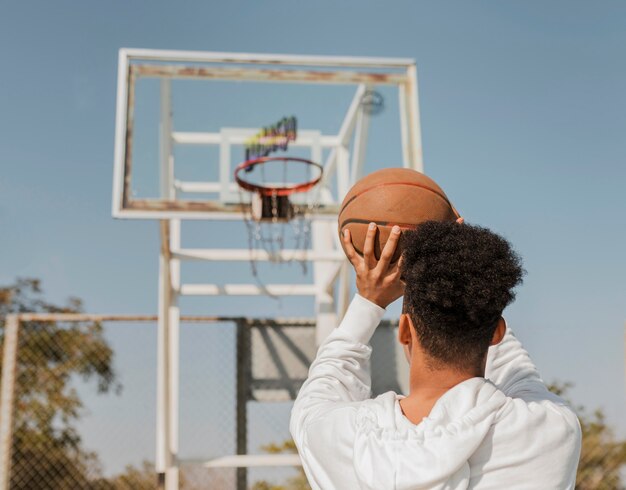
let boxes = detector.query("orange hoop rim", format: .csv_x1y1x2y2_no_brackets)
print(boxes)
234,156,323,197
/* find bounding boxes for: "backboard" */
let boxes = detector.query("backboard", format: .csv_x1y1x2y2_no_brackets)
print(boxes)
110,49,424,489
112,48,423,220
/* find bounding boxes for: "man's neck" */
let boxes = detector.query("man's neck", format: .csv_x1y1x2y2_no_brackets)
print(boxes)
399,361,482,425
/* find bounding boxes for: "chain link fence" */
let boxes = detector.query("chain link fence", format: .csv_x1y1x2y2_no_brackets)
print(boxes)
1,313,624,489
0,314,159,489
0,312,404,489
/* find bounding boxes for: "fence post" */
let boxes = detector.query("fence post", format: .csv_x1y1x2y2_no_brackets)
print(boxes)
0,315,20,490
236,320,250,490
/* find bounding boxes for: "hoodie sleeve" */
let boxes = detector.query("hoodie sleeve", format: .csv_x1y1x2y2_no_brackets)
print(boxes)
485,324,554,401
484,324,582,487
290,294,385,445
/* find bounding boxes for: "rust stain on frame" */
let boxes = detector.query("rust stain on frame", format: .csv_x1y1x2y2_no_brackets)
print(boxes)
122,66,137,209
125,199,340,215
132,64,407,85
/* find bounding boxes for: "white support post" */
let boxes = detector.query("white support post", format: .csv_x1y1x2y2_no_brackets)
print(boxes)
156,221,179,490
336,145,350,204
160,80,173,198
219,131,231,203
338,85,367,145
337,261,351,321
404,65,424,172
310,131,340,345
165,86,181,490
0,315,19,490
167,219,181,490
156,223,172,489
398,86,410,170
319,85,366,190
311,132,323,185
158,80,179,490
312,219,338,345
350,99,371,185
335,142,351,322
111,49,129,217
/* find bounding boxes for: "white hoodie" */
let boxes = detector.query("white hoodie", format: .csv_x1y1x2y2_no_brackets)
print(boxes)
290,295,581,489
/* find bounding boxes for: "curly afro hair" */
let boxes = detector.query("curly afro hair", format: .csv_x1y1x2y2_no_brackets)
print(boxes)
400,221,524,373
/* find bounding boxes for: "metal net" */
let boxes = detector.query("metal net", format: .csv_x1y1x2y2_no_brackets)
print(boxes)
236,157,324,280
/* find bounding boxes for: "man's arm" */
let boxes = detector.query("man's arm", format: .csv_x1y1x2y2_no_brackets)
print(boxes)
485,323,571,405
290,223,403,445
289,294,384,438
485,322,582,483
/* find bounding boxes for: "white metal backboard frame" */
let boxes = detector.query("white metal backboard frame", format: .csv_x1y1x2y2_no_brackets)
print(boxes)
112,48,423,220
110,48,425,490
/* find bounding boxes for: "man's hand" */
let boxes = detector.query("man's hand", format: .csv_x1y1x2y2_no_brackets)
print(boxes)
342,223,404,309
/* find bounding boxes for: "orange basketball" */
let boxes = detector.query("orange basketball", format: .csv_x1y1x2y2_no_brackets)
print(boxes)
338,168,459,262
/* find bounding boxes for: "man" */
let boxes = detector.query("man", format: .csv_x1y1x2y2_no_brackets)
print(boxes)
290,220,581,489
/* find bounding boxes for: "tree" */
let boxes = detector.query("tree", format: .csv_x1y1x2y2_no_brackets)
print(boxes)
0,278,197,489
91,461,158,489
549,383,626,490
251,440,310,490
0,278,118,489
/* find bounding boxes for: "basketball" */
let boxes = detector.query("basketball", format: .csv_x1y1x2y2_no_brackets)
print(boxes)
338,168,459,262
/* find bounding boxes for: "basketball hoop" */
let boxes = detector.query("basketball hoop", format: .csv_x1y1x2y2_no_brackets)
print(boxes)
235,156,323,286
234,156,323,222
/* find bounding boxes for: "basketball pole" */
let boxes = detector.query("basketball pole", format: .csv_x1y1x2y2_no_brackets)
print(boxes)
157,78,180,490
350,86,371,185
156,220,173,489
235,321,250,490
311,125,336,343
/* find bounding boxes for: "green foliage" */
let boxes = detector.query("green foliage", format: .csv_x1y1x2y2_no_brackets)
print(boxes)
90,461,158,489
548,382,626,490
0,278,197,488
251,440,311,490
93,461,198,490
0,279,119,489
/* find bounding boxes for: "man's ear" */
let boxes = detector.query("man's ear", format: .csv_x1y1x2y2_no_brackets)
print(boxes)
490,317,506,346
398,313,412,345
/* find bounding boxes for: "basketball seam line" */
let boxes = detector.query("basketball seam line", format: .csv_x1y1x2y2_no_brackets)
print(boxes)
339,181,454,216
338,218,418,230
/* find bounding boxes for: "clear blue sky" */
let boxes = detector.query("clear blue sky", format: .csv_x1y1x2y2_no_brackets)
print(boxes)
1,0,625,477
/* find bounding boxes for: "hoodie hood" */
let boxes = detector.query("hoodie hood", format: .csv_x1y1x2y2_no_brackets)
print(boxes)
353,377,507,490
